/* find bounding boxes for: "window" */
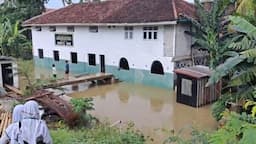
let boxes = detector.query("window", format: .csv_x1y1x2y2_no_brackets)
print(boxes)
108,26,116,29
150,60,164,75
53,50,59,61
71,52,77,64
38,49,44,59
119,57,129,70
35,26,41,31
55,34,73,46
124,26,133,39
89,26,98,33
88,54,96,66
49,26,56,32
67,26,74,32
143,26,158,40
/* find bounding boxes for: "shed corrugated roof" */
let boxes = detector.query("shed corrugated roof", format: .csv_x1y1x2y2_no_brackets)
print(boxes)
174,65,211,79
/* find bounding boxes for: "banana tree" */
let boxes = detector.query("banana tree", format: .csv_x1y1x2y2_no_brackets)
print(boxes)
0,18,12,55
208,16,256,100
185,0,235,69
0,18,27,57
6,20,27,57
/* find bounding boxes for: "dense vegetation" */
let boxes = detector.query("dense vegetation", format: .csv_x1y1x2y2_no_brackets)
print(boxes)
0,0,47,59
165,0,256,143
51,123,146,144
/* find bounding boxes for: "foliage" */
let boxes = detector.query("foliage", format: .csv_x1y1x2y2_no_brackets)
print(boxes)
210,112,256,144
15,60,53,96
50,123,146,144
184,0,235,68
208,16,256,101
0,0,47,59
236,0,256,19
70,98,97,127
211,94,234,121
163,128,209,144
0,0,48,24
164,112,256,144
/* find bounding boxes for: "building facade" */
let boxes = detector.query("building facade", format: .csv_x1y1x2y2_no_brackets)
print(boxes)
24,0,195,89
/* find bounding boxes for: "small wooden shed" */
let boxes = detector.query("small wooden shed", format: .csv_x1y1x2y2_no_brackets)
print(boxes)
0,56,19,88
174,65,221,107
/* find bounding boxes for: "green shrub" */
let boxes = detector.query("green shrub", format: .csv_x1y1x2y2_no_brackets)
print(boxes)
70,98,97,127
50,123,146,144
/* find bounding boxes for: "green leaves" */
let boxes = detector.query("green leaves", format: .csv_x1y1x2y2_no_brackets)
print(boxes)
186,0,234,69
208,55,245,85
229,16,256,39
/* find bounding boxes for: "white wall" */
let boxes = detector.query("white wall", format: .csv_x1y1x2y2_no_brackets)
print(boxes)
174,24,192,57
32,25,175,73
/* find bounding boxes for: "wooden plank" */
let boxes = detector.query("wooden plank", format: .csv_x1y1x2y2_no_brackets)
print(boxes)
25,91,52,101
44,73,113,88
0,113,6,136
4,84,23,95
0,112,12,136
3,113,9,135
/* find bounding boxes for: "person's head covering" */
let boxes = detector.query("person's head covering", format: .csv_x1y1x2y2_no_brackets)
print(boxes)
12,104,24,123
22,100,40,120
19,100,52,144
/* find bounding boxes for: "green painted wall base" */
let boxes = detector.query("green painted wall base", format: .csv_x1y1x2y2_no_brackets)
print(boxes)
34,57,173,89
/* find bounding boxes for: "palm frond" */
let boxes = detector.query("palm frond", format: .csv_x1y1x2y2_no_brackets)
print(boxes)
208,55,245,85
229,66,256,87
229,16,256,39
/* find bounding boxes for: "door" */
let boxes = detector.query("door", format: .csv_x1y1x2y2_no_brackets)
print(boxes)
1,63,14,86
100,55,105,73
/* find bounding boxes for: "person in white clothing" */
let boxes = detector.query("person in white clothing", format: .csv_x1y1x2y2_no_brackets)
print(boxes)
19,100,52,144
52,64,57,78
0,104,24,144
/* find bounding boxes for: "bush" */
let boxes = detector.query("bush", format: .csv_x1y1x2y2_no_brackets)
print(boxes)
70,98,97,127
51,123,146,144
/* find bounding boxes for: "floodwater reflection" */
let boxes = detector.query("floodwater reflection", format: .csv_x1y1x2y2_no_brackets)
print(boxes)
70,82,217,143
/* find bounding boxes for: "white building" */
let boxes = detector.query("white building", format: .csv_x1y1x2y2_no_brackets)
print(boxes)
23,0,196,89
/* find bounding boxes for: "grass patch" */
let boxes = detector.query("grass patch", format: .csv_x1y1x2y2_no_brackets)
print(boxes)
50,123,146,144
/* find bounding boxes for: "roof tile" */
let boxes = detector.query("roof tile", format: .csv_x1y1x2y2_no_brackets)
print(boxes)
24,0,196,25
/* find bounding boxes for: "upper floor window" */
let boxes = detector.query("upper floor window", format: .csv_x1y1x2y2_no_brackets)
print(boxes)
35,26,42,31
143,26,158,40
67,26,74,32
124,26,133,39
55,34,73,46
108,26,116,29
89,26,98,33
49,26,56,32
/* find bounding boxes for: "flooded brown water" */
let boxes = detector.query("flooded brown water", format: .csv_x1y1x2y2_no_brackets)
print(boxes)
31,66,217,143
69,82,217,143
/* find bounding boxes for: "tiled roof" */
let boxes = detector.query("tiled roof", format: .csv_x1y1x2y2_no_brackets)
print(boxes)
23,0,195,26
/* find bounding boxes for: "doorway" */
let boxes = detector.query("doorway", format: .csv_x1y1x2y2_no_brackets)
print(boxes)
100,55,105,73
1,63,14,86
